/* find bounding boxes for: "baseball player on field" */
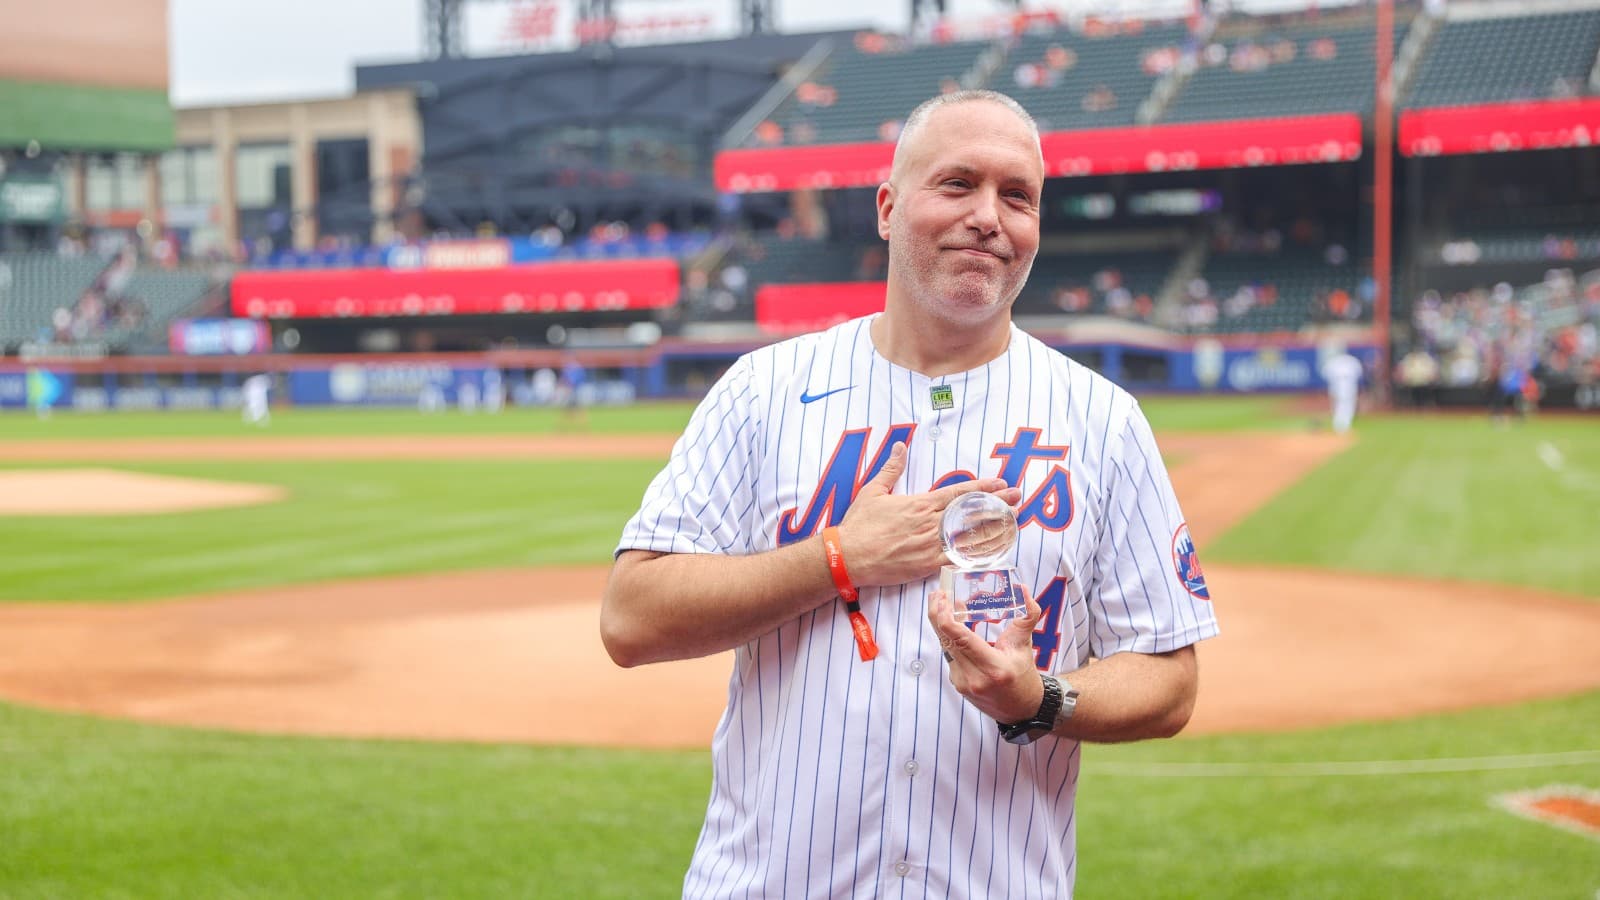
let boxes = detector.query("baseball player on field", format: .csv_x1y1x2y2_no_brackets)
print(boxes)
603,90,1218,899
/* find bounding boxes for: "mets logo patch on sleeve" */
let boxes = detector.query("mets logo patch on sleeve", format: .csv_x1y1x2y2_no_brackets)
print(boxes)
1171,523,1210,601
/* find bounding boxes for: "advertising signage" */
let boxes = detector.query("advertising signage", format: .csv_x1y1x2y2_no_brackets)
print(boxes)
0,176,64,223
1399,98,1600,157
754,282,887,333
715,114,1362,193
231,259,681,319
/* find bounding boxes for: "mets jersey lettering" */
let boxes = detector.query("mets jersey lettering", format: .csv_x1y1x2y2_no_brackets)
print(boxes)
779,425,1074,546
618,315,1218,899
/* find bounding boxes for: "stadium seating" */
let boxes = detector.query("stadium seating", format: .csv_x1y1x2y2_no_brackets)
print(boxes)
1003,23,1194,131
1184,249,1364,333
1161,21,1407,122
760,36,991,146
1446,225,1600,265
1014,249,1176,318
115,269,217,345
737,235,885,285
1404,9,1600,108
0,253,218,350
0,253,106,345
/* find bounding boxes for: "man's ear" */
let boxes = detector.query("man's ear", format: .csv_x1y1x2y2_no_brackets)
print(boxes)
876,182,894,240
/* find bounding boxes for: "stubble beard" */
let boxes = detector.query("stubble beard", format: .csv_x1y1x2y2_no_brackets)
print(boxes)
891,246,1034,329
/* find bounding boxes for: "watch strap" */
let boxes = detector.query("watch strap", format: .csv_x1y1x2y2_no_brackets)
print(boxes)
999,674,1064,744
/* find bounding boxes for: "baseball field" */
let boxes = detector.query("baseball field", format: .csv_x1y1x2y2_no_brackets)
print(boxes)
0,397,1596,898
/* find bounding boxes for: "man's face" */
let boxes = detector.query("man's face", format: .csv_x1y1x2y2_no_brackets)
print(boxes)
877,101,1043,326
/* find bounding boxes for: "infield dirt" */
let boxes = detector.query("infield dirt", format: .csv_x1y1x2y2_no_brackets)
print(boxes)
2,432,1598,747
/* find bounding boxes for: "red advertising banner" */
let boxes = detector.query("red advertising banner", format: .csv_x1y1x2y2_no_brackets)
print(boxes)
1039,114,1362,176
716,142,896,193
1399,98,1600,157
232,259,680,319
755,281,886,333
715,115,1362,192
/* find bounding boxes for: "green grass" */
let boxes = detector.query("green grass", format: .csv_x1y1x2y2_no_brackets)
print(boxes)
1138,394,1308,432
1209,415,1600,597
0,702,707,899
0,690,1593,898
1077,689,1600,899
2,397,1598,897
0,460,660,602
0,404,697,439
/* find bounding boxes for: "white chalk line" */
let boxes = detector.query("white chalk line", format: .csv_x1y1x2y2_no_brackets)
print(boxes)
1093,749,1600,777
1537,441,1600,493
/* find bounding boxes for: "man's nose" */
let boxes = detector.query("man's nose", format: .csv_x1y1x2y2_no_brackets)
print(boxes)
964,187,1002,236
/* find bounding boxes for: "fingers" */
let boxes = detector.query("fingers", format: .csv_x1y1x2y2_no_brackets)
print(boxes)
996,583,1043,652
929,477,1022,510
926,590,977,657
861,442,907,497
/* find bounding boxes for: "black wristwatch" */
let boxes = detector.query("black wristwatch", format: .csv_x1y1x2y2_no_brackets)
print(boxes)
999,674,1078,745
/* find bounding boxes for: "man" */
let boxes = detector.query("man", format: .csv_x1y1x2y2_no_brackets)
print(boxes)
241,373,272,427
603,90,1217,898
1320,346,1363,433
559,355,588,424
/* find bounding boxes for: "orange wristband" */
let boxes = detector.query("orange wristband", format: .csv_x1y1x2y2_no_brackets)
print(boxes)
821,527,878,661
820,526,857,602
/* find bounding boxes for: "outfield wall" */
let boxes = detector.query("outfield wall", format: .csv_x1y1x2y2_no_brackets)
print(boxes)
22,334,1586,413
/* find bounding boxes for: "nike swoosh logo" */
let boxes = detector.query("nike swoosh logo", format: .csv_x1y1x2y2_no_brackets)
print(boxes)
800,386,853,404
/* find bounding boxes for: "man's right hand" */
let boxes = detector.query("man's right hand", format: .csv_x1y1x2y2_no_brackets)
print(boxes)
836,441,1022,588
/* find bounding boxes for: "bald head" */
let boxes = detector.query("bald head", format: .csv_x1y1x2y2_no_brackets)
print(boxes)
890,90,1042,183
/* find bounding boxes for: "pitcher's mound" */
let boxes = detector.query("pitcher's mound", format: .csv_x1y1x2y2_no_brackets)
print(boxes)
0,468,285,515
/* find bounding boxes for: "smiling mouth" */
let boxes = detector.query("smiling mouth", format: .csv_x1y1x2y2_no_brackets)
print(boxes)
950,247,1006,261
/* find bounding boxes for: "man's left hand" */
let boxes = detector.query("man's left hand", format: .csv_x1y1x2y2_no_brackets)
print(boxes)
927,586,1045,723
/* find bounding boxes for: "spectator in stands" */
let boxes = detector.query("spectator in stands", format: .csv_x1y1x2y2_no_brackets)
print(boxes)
1014,64,1043,88
1052,285,1091,314
1045,45,1077,71
1142,46,1180,75
857,245,887,281
1229,42,1271,72
720,262,749,303
1081,84,1117,113
1396,346,1441,409
755,121,783,145
1326,288,1352,320
1105,286,1134,318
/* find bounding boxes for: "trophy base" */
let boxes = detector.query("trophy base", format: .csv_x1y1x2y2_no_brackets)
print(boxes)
940,565,1025,623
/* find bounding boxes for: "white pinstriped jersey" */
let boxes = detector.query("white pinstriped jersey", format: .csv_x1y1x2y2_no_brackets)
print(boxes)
618,314,1219,899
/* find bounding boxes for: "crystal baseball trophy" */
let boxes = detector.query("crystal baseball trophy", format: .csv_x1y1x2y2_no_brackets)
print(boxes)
939,492,1025,622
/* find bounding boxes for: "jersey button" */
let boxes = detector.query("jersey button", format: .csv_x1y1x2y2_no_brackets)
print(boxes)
894,862,911,877
903,760,919,776
908,659,925,675
928,425,942,442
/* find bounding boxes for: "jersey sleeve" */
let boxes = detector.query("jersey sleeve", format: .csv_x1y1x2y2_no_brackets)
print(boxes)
616,355,761,557
1084,402,1220,657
